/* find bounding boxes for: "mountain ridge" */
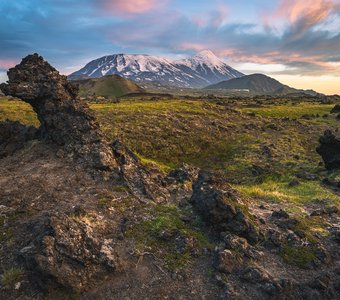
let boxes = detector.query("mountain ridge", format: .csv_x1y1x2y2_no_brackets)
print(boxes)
69,50,244,88
205,73,305,95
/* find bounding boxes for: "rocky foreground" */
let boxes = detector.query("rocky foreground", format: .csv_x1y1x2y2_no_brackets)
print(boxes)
0,55,339,299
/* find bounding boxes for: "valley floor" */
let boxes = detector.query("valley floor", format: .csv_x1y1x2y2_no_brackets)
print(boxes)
0,95,339,299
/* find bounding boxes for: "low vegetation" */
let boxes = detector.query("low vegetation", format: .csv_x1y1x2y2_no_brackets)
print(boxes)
1,267,24,289
1,96,339,212
126,204,212,270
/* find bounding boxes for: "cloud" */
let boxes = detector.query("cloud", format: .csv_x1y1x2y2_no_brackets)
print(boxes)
0,0,339,84
266,0,339,40
95,0,164,15
0,59,18,69
275,0,334,23
0,71,8,83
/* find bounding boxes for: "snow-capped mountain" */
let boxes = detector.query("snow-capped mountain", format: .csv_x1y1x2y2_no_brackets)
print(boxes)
69,50,244,88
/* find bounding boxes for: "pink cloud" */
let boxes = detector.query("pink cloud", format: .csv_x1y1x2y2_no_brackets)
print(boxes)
0,59,18,69
179,43,208,52
275,0,334,23
190,4,229,29
262,0,339,40
96,0,164,15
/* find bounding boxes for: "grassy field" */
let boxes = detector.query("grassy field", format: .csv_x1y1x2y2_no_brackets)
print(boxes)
76,75,144,98
0,100,39,126
1,96,339,211
240,103,334,119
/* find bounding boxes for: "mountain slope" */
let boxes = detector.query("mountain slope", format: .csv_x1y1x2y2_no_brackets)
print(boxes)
69,50,244,88
74,75,145,98
204,73,297,94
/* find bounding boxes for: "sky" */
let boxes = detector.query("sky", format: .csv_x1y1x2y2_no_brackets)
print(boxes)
0,0,339,94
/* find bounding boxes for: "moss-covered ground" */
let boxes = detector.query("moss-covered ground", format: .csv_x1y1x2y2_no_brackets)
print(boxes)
1,96,339,270
1,96,339,209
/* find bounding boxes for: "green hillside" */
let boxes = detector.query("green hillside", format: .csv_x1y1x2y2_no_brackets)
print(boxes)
74,75,145,98
205,73,297,95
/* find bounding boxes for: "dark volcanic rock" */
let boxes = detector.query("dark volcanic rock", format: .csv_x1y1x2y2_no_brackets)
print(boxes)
111,140,170,202
316,130,340,170
271,209,290,219
0,54,117,170
0,54,170,202
330,105,340,113
190,171,259,243
0,120,38,158
166,163,199,184
20,213,120,291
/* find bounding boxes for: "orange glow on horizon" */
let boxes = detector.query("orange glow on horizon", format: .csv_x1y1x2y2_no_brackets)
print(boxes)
273,74,340,95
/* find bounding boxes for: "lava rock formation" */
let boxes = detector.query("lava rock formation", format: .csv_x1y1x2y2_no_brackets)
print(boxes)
317,130,340,170
0,54,117,171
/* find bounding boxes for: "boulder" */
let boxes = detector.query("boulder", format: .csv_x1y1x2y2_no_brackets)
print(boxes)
271,209,290,219
316,130,340,170
190,171,259,243
166,163,199,184
217,249,235,274
20,213,120,291
330,105,340,113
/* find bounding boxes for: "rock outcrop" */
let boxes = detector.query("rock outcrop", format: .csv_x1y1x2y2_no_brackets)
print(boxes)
111,140,170,202
0,54,117,170
190,171,259,243
0,54,168,201
20,212,120,291
330,105,340,114
316,130,340,170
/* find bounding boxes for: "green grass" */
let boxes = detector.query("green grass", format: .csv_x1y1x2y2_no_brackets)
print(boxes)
281,244,317,268
1,97,340,208
1,267,24,288
0,98,39,126
126,204,213,270
236,179,339,206
239,103,334,119
76,75,143,98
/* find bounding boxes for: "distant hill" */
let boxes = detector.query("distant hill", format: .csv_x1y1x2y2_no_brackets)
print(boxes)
74,75,145,98
204,73,298,95
68,50,244,88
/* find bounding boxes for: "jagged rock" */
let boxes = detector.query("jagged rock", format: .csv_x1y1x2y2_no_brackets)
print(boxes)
0,120,38,158
174,234,200,255
307,272,337,299
271,209,290,219
264,229,284,249
20,213,120,291
223,234,249,253
0,54,169,202
166,163,199,184
111,140,170,202
310,206,339,216
240,266,281,294
316,130,340,170
217,249,235,274
322,178,340,189
0,54,117,170
330,105,340,113
190,171,259,243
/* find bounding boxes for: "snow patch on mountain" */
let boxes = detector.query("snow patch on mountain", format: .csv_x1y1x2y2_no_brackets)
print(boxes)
69,50,244,88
